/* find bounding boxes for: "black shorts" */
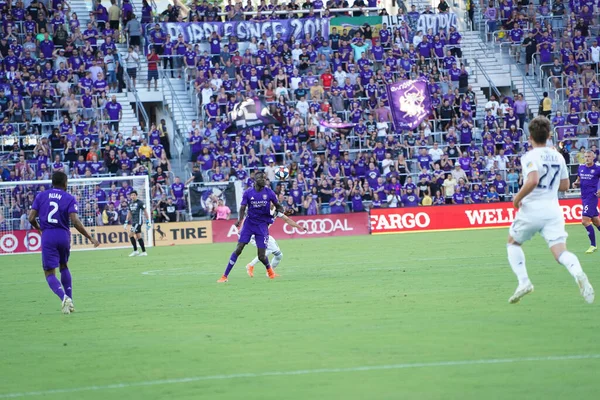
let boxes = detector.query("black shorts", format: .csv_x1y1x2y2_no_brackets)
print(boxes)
129,36,141,47
526,53,534,64
148,70,158,81
110,20,119,30
131,224,142,234
127,68,137,78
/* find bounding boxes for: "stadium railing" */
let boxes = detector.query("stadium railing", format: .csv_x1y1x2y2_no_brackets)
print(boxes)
158,68,191,160
122,67,151,132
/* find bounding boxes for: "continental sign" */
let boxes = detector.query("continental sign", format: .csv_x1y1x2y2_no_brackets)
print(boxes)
70,225,142,250
153,221,213,246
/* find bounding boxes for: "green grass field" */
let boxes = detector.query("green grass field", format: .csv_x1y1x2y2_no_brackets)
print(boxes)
1,227,599,399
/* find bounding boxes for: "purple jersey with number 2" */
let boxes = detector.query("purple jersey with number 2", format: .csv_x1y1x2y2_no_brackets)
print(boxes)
238,187,278,248
31,188,78,270
578,164,600,217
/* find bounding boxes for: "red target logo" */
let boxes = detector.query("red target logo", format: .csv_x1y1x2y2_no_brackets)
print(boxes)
0,234,19,253
26,232,41,251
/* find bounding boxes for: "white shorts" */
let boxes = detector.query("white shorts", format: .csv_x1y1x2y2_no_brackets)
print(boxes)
509,207,568,247
249,235,281,255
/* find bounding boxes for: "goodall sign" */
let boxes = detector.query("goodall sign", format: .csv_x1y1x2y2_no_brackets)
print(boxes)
370,199,583,234
211,212,370,242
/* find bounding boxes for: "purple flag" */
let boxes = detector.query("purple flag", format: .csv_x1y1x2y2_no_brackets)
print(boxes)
386,79,432,130
225,97,280,133
319,120,357,129
555,125,577,140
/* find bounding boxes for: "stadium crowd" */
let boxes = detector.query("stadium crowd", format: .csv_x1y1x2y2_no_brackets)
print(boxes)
1,0,593,226
484,0,600,171
151,1,540,215
0,0,188,229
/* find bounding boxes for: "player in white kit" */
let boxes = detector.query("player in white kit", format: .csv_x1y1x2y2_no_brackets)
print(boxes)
245,209,307,277
507,117,594,304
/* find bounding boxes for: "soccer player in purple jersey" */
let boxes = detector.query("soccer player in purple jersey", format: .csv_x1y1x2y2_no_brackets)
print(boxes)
218,171,283,282
572,150,600,253
28,172,99,314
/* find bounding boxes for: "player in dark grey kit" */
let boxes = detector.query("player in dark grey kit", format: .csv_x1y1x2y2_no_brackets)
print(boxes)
124,190,150,257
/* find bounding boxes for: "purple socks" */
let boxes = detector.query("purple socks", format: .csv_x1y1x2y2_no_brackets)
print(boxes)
586,225,596,247
224,252,238,277
60,268,72,299
260,258,272,270
46,275,66,300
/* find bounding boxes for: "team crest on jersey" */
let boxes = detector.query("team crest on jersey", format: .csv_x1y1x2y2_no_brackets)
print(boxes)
526,162,533,168
262,194,267,200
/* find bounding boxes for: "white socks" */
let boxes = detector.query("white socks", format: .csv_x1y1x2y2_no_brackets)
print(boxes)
507,244,530,285
271,254,283,268
248,257,259,267
558,251,584,278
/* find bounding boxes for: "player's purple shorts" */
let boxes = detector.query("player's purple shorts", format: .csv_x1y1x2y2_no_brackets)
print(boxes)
238,221,269,248
41,230,71,271
582,197,599,218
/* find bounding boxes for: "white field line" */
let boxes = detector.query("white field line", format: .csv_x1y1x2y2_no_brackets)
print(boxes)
1,354,599,398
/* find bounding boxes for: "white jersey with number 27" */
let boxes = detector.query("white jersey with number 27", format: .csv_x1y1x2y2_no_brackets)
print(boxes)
510,147,570,246
520,147,569,208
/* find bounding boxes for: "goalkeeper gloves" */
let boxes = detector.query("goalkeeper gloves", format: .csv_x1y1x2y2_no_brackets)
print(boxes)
123,223,128,230
146,221,151,231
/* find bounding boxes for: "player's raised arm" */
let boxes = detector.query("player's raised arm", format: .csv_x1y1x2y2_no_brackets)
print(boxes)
70,212,99,248
279,213,308,232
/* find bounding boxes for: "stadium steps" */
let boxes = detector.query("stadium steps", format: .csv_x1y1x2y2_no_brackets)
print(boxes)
68,0,144,137
465,29,544,117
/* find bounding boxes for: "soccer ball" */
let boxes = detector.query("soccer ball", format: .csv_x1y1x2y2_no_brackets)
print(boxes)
274,166,290,181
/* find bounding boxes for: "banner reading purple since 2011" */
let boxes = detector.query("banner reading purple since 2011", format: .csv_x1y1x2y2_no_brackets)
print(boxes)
386,80,432,131
155,18,329,44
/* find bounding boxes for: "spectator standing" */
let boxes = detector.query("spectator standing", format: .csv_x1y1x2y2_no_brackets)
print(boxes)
108,0,121,32
147,48,160,91
442,173,457,203
158,119,171,159
95,0,109,31
522,32,537,76
539,92,552,117
215,200,231,220
125,14,142,50
104,49,117,92
105,95,122,132
124,46,139,89
141,0,153,24
513,95,528,130
438,0,449,13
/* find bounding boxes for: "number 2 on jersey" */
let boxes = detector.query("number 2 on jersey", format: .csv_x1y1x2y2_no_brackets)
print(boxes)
537,164,560,189
48,201,59,223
